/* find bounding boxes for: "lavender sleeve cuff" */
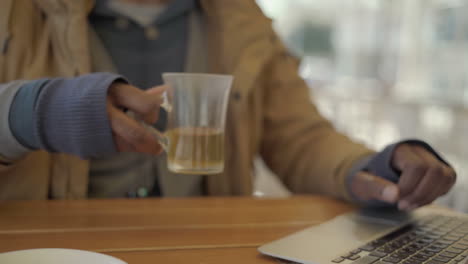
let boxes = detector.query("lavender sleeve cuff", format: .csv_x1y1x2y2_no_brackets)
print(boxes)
32,73,125,159
9,79,49,150
0,80,30,161
346,139,450,207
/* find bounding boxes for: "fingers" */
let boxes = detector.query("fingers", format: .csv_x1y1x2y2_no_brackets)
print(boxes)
400,146,456,208
412,146,456,197
113,132,133,152
393,145,427,199
352,143,457,211
411,166,446,208
108,103,162,155
392,144,456,210
109,83,166,124
351,171,399,203
399,166,443,210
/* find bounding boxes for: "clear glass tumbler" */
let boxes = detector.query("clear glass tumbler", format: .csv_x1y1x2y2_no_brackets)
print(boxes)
151,73,233,175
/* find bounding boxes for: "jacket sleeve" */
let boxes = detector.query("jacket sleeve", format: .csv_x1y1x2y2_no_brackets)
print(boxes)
259,40,374,201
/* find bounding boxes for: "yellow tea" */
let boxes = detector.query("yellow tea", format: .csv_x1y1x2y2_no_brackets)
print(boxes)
166,127,224,174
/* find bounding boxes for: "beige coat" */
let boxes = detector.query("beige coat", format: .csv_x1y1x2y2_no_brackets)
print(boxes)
0,0,373,200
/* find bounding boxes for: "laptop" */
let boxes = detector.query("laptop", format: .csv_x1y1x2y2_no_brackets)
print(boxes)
258,206,468,264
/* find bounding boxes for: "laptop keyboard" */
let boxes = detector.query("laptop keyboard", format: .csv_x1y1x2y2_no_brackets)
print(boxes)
332,214,468,264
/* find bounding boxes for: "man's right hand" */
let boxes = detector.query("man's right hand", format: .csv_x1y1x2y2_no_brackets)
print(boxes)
349,143,455,209
107,82,166,155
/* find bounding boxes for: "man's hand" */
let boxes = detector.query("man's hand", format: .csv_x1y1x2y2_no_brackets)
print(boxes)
107,82,166,155
350,144,456,210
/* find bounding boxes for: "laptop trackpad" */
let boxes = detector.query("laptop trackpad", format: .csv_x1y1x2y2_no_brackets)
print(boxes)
258,209,413,264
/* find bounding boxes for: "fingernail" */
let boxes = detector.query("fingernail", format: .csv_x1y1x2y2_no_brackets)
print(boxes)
398,200,410,210
382,186,398,203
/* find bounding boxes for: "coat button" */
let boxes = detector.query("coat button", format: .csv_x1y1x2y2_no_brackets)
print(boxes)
137,187,148,198
232,91,241,101
145,26,159,40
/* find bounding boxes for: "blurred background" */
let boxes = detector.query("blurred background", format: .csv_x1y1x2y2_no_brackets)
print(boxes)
253,0,468,213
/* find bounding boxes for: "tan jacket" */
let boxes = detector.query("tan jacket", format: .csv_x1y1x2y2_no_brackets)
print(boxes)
0,0,373,200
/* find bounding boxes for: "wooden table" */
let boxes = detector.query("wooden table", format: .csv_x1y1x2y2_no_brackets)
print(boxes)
0,196,355,263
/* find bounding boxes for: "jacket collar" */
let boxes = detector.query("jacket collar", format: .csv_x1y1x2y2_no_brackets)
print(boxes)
33,0,95,17
199,0,276,98
93,0,196,27
0,0,13,55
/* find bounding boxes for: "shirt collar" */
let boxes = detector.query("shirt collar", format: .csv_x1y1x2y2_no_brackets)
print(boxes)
93,0,196,27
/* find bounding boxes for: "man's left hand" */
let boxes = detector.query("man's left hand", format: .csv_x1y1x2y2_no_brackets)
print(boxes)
350,144,456,210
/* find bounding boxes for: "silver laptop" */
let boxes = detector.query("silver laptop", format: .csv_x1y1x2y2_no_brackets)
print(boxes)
258,206,468,264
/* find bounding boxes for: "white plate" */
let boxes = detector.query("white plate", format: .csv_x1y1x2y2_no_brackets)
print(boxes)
0,248,127,264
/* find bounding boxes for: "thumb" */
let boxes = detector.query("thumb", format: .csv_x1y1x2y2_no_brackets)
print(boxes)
145,84,167,95
351,171,400,203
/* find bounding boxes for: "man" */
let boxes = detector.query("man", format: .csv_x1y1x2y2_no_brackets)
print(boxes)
0,0,456,210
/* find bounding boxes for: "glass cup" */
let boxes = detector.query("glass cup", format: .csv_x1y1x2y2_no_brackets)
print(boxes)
146,73,233,175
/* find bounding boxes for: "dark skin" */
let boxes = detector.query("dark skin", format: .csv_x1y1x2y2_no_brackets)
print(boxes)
107,83,166,155
350,144,456,210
